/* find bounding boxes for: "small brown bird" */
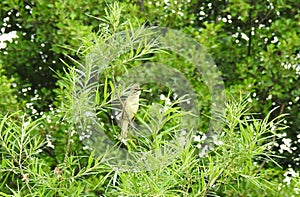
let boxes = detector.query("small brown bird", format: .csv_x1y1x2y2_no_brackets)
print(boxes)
120,84,141,143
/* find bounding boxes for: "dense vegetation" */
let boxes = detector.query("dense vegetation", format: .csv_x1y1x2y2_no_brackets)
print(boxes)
0,0,299,196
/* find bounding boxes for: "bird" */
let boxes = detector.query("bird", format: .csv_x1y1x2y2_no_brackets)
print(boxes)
120,84,141,143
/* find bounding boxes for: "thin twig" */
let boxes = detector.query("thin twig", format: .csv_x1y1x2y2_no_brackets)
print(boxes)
110,64,127,142
255,7,273,28
257,103,285,172
64,127,72,163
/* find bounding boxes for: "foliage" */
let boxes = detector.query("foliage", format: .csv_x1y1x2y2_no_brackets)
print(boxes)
1,95,298,196
1,0,300,196
118,0,300,168
0,63,19,114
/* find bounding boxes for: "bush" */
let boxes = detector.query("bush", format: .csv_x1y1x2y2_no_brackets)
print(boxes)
1,1,300,195
0,63,18,114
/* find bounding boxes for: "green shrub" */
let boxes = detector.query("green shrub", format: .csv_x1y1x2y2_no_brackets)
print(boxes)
1,1,300,195
0,63,18,114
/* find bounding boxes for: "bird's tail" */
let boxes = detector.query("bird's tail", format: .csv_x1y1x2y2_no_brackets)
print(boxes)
120,119,129,141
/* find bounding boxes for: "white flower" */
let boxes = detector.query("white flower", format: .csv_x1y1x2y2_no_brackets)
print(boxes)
194,135,201,142
83,145,91,150
282,138,292,146
283,176,292,185
266,94,272,100
199,11,206,16
241,33,249,41
271,36,279,44
0,31,18,42
283,168,299,185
